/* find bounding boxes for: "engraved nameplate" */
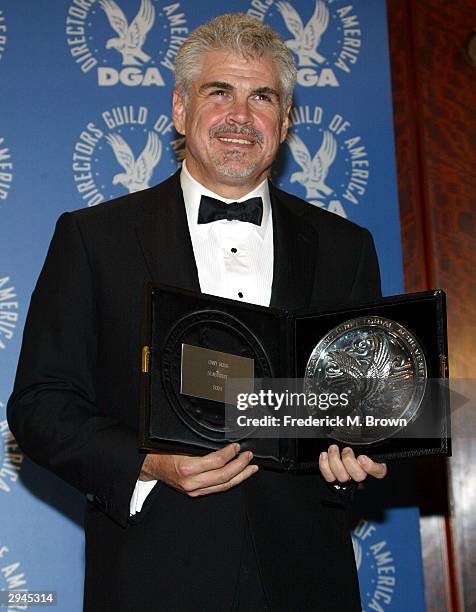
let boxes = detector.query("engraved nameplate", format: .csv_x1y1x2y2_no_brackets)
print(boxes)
180,343,254,404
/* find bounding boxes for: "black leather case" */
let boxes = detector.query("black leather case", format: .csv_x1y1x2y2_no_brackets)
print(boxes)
139,285,450,471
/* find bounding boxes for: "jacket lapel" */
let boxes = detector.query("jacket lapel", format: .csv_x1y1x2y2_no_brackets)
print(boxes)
135,171,201,292
269,183,318,311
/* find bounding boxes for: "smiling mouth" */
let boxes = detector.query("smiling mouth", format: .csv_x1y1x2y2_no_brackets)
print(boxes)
217,136,255,145
210,125,263,147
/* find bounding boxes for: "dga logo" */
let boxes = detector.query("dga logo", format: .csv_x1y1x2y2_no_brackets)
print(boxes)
72,105,183,206
248,0,362,87
65,0,189,86
0,10,7,63
0,278,18,350
276,105,369,218
0,401,23,494
353,519,397,611
0,541,28,611
0,138,13,202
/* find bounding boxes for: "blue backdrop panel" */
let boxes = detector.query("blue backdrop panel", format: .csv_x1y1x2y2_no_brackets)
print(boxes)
0,1,422,610
353,508,426,611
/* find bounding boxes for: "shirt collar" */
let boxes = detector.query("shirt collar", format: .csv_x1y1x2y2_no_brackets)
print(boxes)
180,159,271,240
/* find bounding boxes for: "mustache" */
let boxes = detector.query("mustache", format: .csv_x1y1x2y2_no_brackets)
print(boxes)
209,125,263,144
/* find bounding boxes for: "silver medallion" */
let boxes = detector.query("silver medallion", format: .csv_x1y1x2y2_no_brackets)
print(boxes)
304,316,427,444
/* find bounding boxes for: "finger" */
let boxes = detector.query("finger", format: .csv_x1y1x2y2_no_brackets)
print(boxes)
190,464,259,497
181,443,240,477
319,451,336,483
187,451,254,490
327,444,352,483
341,447,368,482
357,455,387,479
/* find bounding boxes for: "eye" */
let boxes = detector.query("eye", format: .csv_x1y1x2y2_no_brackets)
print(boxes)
208,89,232,103
255,94,271,102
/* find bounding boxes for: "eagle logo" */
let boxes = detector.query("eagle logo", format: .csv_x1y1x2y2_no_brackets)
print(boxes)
99,0,155,66
276,0,330,67
324,333,414,409
106,131,162,193
286,131,336,199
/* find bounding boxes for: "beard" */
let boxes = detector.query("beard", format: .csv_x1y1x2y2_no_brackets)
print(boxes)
210,149,261,179
207,125,264,179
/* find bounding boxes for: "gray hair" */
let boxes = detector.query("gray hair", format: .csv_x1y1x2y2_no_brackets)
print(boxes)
174,13,297,110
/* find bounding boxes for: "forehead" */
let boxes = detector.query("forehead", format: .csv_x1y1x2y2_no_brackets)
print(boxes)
193,49,281,90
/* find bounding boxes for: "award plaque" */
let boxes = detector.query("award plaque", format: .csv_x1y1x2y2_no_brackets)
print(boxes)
139,284,450,470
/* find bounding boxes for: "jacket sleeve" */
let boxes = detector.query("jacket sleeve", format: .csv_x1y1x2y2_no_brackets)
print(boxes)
349,228,382,303
7,212,145,527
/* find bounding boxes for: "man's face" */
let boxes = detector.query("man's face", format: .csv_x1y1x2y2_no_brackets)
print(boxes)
173,49,291,197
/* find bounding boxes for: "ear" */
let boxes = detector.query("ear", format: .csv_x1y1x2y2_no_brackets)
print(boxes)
279,103,292,143
172,89,187,135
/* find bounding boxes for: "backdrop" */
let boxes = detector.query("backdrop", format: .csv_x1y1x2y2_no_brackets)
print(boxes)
0,1,425,610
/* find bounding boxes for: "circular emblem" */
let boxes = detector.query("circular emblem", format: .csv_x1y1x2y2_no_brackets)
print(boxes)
247,0,362,88
65,0,189,87
352,519,398,610
274,105,370,219
72,105,181,206
161,309,273,442
304,316,427,444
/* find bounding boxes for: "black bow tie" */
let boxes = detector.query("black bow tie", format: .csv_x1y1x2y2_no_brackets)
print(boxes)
197,194,263,226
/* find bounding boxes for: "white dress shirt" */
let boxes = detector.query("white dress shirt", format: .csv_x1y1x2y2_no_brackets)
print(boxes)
130,160,274,514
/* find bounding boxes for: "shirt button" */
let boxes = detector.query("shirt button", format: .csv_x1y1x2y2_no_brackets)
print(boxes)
231,247,237,253
238,292,243,298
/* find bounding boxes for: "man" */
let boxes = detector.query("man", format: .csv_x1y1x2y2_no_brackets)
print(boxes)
8,13,386,612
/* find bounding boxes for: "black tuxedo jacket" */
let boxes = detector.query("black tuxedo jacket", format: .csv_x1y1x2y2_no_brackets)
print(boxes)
8,171,381,612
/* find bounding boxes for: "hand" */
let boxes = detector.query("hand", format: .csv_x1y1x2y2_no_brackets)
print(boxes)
319,444,387,485
140,443,258,497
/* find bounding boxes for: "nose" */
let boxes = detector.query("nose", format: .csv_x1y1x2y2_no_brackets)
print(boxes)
226,96,253,125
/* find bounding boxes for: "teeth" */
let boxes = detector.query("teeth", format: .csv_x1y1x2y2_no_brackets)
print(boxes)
218,137,253,144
